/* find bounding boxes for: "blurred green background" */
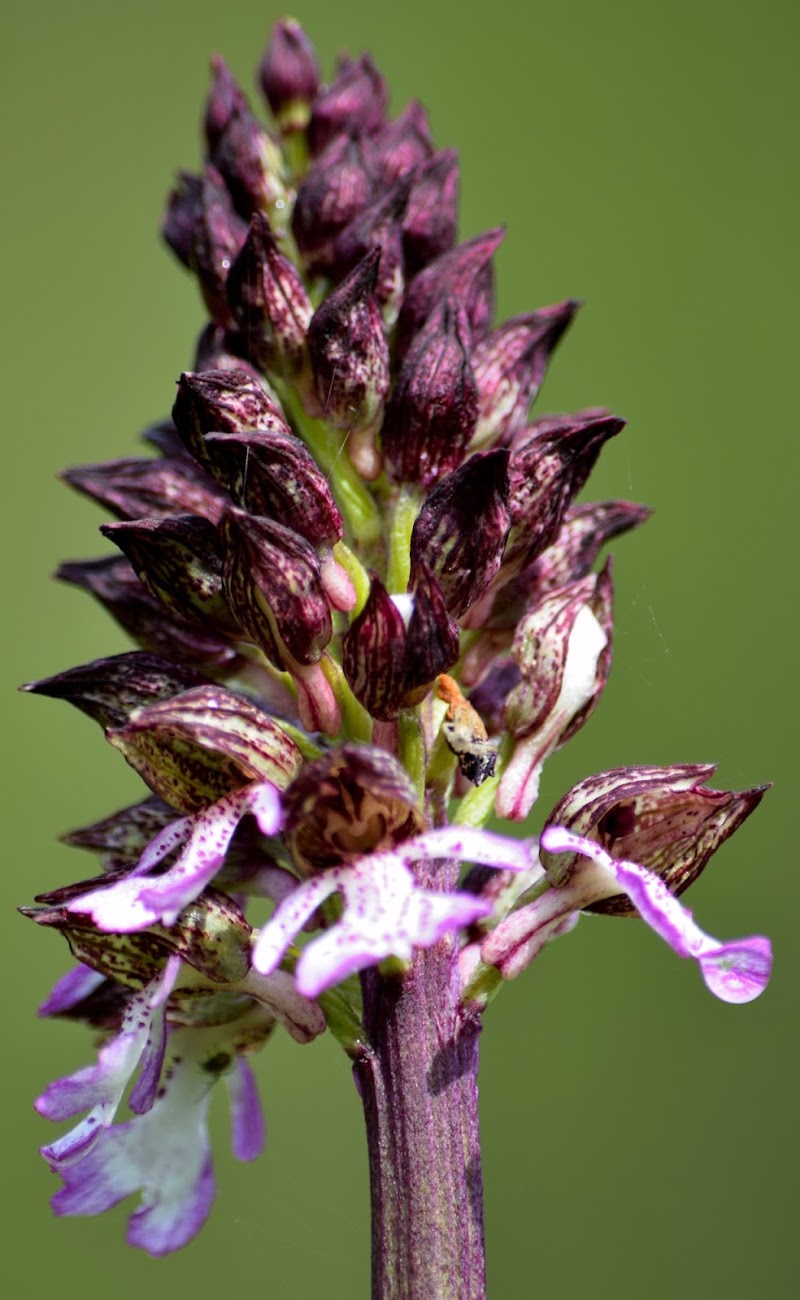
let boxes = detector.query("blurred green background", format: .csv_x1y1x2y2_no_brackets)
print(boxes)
3,0,797,1294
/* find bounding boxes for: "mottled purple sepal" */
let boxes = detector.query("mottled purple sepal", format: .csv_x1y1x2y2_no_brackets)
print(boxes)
307,249,389,469
291,132,374,261
382,298,478,485
172,368,290,474
225,212,313,376
328,175,411,316
61,795,177,869
105,684,304,812
409,448,511,617
471,301,580,448
204,55,247,152
102,515,239,636
308,53,388,156
370,100,433,183
211,102,288,220
190,166,248,326
205,427,342,548
509,499,652,606
539,764,768,908
342,570,459,719
62,454,226,523
259,18,320,132
221,507,332,667
402,149,459,274
162,172,203,269
21,652,208,731
395,227,504,363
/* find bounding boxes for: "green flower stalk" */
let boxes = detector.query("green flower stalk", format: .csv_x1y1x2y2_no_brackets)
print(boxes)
21,18,771,1296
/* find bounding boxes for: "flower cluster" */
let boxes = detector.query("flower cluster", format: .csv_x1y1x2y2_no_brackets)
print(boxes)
23,19,771,1256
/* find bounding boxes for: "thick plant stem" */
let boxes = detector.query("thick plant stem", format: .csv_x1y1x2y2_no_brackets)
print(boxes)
355,861,487,1300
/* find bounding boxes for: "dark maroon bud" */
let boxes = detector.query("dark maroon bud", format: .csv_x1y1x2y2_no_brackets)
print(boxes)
105,684,304,812
307,249,390,472
381,297,478,486
21,652,208,732
521,499,653,597
342,567,459,720
204,428,343,549
308,54,388,156
327,174,412,313
61,455,227,524
221,509,332,668
101,515,240,636
172,368,290,472
211,103,288,220
282,744,423,873
369,100,434,183
226,212,313,376
258,18,320,132
56,557,238,671
342,575,408,720
540,764,768,909
291,133,374,261
204,54,247,152
191,165,248,327
403,563,461,696
409,449,511,617
396,227,504,364
471,301,581,448
162,171,203,268
502,414,625,575
402,149,460,275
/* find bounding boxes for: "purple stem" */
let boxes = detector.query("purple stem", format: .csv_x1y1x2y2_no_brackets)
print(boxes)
355,860,486,1300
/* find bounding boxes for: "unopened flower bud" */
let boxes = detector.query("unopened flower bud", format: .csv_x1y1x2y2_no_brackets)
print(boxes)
190,166,248,327
225,212,313,377
102,515,239,636
382,298,478,485
62,454,226,524
61,795,177,869
282,744,424,873
342,568,459,720
471,301,580,448
172,368,290,474
497,565,613,820
291,132,374,261
306,249,389,475
308,53,388,156
220,508,332,668
204,54,247,152
540,764,767,908
328,174,412,318
410,449,511,617
402,149,459,275
106,684,304,811
204,427,343,549
395,227,505,364
211,103,290,222
259,18,320,133
501,413,625,577
21,652,208,732
370,101,433,183
162,171,203,269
